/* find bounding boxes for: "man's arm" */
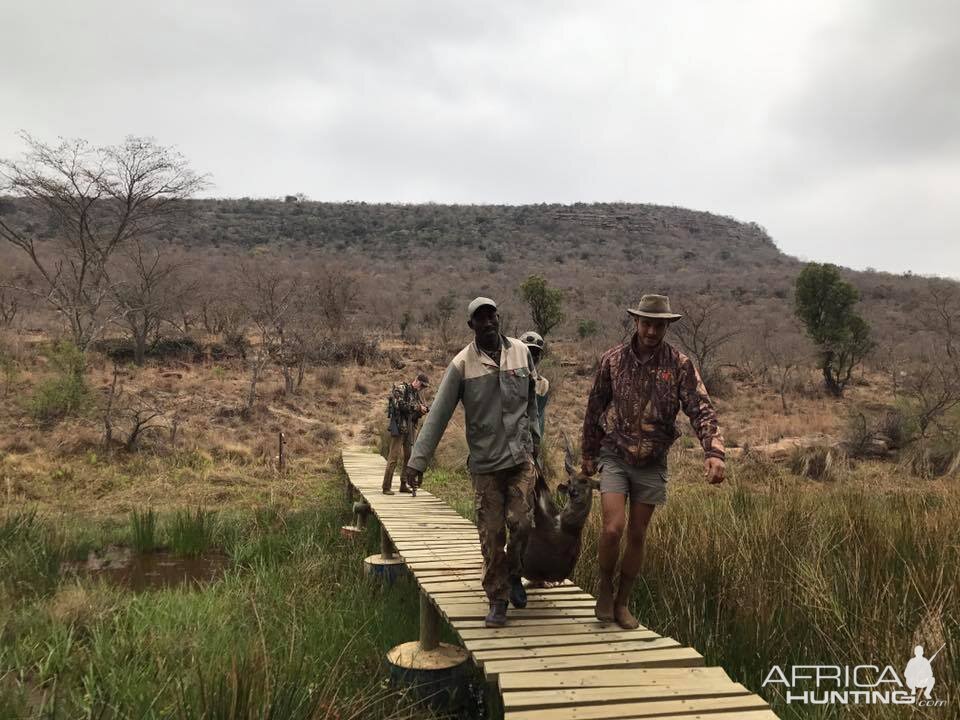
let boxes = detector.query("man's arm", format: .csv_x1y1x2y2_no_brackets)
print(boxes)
581,352,613,472
677,357,725,461
407,363,463,473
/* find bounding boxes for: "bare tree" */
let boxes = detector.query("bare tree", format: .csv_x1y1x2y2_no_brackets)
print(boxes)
759,319,808,412
237,265,299,415
112,240,186,365
101,364,167,451
672,298,739,389
0,133,206,351
315,268,358,338
920,281,960,365
903,363,960,440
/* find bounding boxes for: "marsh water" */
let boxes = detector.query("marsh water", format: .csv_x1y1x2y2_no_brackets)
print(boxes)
71,546,228,591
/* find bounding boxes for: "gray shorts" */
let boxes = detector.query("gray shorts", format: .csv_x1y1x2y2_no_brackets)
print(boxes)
598,450,668,505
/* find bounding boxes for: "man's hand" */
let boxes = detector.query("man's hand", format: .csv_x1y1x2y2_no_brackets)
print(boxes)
403,466,423,489
418,404,428,415
705,457,725,484
581,458,597,476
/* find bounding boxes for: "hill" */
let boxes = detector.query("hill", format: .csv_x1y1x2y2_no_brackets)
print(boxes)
0,197,947,358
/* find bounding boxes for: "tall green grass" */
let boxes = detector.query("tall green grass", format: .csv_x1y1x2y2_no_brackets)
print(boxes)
426,465,958,719
0,490,473,720
168,508,217,557
572,484,959,719
129,508,158,553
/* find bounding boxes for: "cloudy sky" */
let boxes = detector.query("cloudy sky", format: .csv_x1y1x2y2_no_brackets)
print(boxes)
2,0,958,277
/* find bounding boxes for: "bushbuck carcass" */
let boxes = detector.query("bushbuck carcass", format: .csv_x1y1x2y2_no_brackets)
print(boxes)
523,443,599,584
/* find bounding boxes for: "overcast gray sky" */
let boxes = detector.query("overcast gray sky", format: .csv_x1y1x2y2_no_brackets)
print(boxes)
2,0,958,278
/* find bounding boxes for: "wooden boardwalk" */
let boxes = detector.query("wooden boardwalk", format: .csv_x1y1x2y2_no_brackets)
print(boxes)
341,448,778,720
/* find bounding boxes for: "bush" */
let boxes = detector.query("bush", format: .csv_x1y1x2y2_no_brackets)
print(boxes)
29,342,92,422
577,319,600,339
317,366,342,389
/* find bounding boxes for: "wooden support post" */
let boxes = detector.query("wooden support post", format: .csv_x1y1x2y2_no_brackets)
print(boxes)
419,591,440,651
353,501,370,529
380,527,395,559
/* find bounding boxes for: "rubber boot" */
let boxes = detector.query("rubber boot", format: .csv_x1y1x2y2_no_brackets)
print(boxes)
484,601,508,628
509,576,527,608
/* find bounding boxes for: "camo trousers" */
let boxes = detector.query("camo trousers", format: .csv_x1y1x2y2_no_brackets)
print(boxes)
472,461,536,602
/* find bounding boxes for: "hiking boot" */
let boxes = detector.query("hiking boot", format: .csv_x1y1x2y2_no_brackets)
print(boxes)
381,489,395,495
509,576,527,608
484,601,508,628
399,485,413,494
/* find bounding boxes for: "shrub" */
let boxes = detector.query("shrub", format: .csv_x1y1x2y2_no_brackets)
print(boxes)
29,341,92,422
577,319,600,339
317,366,342,389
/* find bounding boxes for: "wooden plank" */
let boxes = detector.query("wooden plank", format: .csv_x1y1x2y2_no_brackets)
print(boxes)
406,561,484,571
484,648,703,680
458,621,652,639
502,683,753,710
497,667,731,691
466,629,661,651
443,606,598,621
503,695,770,720
472,637,681,663
438,590,595,603
341,450,774,720
594,712,778,720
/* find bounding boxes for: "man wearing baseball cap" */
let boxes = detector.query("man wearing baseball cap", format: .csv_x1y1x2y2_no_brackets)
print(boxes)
404,297,541,627
581,294,725,630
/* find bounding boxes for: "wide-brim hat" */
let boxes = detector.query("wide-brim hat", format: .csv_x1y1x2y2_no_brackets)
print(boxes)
520,331,544,350
626,294,683,321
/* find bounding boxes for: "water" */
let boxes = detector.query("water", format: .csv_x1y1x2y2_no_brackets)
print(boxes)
70,546,228,591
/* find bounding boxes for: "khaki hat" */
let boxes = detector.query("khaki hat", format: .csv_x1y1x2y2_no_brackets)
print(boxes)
520,331,544,350
467,296,497,320
626,294,683,321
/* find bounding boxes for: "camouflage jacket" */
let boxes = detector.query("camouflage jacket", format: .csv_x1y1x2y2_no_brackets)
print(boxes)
581,337,724,467
386,382,426,436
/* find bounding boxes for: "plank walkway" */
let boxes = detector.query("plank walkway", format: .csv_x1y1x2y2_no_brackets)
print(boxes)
341,448,778,720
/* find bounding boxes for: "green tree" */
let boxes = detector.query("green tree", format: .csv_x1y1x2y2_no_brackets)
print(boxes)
519,275,564,337
794,263,874,397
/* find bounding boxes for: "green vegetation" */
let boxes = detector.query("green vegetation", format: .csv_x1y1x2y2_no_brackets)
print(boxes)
795,263,875,397
129,508,158,553
424,464,959,720
168,507,217,557
0,484,471,720
28,341,91,422
577,318,600,339
519,275,564,337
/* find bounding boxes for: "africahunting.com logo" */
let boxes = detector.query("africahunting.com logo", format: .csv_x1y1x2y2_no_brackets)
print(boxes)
763,644,947,707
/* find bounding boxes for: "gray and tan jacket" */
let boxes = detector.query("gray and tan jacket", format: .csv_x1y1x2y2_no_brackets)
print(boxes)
408,335,540,474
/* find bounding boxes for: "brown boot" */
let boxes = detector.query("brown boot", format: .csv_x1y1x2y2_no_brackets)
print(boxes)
613,573,640,629
595,574,615,622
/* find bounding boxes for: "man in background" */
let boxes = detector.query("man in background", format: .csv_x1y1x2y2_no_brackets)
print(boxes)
382,373,429,495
